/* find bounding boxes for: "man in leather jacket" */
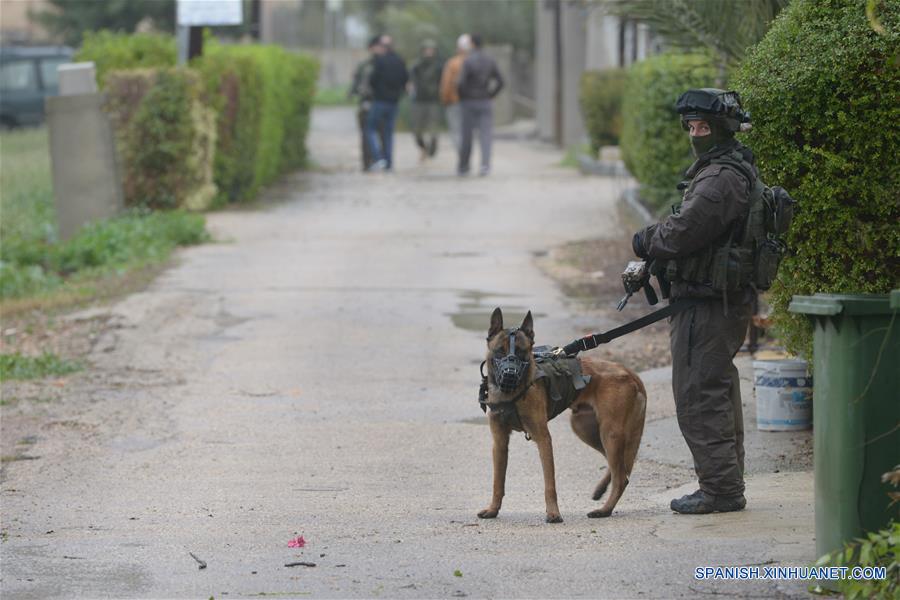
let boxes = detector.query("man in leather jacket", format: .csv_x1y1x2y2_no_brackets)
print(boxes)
631,89,756,514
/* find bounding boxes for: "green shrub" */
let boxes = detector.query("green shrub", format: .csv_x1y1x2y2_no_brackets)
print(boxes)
620,52,718,212
580,68,627,152
224,46,317,189
195,51,262,204
105,68,217,210
0,211,209,299
733,0,900,357
76,30,175,87
814,521,900,600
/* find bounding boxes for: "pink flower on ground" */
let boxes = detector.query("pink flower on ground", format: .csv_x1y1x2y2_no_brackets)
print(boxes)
287,535,306,548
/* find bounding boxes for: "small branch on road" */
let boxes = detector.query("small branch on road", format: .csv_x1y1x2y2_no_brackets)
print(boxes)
189,552,207,569
285,561,317,568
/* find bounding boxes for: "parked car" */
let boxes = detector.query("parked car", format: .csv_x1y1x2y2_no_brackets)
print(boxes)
0,45,73,128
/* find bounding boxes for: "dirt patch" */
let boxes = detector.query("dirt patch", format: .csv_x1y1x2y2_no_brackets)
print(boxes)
536,231,673,373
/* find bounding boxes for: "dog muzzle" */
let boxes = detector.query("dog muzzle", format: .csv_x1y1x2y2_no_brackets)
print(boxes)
492,330,529,393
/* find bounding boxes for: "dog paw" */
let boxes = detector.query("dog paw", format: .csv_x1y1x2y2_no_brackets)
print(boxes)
545,513,563,523
477,508,498,519
591,486,608,501
587,508,612,518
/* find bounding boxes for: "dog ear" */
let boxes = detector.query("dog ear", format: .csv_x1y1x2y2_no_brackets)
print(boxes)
488,307,504,339
520,311,534,340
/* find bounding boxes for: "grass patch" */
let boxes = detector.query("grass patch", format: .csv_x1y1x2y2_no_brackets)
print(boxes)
559,144,591,169
314,84,352,106
1,126,211,302
0,352,81,380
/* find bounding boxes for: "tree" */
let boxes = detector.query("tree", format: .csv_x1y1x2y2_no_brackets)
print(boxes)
604,0,789,83
345,0,535,59
30,0,176,47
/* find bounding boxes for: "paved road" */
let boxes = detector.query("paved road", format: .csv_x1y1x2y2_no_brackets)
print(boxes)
1,108,813,599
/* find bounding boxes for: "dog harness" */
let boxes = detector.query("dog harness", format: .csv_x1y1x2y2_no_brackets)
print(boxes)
479,346,591,439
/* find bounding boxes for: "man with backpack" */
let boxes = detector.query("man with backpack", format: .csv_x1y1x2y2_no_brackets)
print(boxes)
631,89,792,515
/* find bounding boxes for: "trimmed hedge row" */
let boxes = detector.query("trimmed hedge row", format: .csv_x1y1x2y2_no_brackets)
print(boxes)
619,52,718,212
106,68,217,210
93,33,318,209
733,0,900,357
76,30,176,87
579,68,626,152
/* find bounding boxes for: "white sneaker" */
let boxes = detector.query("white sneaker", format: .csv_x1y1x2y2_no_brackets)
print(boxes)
367,159,387,172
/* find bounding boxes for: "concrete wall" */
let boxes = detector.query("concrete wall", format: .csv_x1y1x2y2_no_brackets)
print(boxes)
484,44,514,127
536,2,662,147
535,0,588,147
46,94,123,240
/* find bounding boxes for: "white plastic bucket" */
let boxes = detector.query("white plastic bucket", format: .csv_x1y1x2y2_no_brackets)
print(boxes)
753,359,812,431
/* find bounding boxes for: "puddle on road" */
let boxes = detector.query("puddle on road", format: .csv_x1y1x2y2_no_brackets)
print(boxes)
448,290,546,333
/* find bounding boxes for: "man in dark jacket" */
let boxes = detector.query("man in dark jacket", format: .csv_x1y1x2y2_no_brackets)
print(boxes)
631,89,756,514
457,34,504,176
365,36,408,172
409,39,444,161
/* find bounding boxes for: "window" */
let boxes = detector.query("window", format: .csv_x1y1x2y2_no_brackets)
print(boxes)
0,60,37,92
40,58,68,91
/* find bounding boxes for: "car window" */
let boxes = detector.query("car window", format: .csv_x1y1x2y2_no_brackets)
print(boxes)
0,60,37,92
40,57,69,91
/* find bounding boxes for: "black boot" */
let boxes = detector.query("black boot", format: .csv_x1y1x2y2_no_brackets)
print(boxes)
670,489,746,514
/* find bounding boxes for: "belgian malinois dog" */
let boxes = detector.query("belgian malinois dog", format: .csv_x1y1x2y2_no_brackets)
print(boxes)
479,308,646,523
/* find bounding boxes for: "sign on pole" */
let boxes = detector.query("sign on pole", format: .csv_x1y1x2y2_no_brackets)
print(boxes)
177,0,243,27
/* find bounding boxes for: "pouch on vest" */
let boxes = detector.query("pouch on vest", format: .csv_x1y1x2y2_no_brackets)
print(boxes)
711,245,754,292
754,239,785,290
765,186,795,236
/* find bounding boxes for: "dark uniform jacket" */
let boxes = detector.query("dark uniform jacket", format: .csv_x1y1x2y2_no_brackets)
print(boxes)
369,51,409,102
635,142,756,302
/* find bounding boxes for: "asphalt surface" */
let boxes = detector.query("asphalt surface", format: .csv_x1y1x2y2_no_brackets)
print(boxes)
1,107,814,599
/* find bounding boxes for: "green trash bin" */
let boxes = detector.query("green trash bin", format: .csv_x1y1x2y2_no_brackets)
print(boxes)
788,293,900,565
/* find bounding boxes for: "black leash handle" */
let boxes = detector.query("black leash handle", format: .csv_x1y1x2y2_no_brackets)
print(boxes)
562,298,701,356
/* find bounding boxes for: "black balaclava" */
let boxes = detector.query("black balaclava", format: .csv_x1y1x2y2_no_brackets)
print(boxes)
690,118,734,158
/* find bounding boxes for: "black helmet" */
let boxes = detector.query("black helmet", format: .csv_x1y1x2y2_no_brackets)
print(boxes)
676,88,751,133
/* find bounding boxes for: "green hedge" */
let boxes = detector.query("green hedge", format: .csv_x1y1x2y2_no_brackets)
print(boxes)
620,53,718,212
733,0,900,357
195,51,262,203
105,68,217,211
580,68,626,152
76,30,175,87
213,45,319,191
96,33,319,210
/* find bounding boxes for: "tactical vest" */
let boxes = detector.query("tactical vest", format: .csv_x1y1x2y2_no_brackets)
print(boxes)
664,149,787,294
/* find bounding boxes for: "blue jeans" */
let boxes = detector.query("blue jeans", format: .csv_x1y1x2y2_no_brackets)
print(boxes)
365,100,399,168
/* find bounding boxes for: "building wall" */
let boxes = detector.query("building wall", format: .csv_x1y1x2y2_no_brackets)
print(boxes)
535,1,661,147
0,0,56,44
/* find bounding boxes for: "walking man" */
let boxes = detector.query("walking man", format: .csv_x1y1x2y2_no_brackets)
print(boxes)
440,34,471,153
409,39,444,162
365,36,408,172
349,36,384,171
457,34,504,176
631,89,757,514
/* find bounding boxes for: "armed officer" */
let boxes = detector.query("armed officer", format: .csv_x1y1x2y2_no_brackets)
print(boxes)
632,89,757,514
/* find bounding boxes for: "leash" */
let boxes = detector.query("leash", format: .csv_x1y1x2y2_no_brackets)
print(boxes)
561,298,703,356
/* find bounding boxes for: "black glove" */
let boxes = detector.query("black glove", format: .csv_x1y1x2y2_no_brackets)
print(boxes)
632,231,649,259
